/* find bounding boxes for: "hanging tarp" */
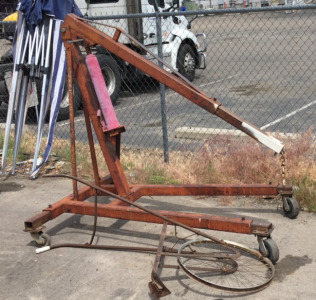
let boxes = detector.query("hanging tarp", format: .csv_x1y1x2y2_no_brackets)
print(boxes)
19,0,82,25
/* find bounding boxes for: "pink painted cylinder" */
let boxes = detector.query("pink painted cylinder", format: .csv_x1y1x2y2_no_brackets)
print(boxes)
86,54,121,130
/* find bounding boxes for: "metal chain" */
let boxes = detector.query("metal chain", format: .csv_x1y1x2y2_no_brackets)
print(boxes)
280,149,286,186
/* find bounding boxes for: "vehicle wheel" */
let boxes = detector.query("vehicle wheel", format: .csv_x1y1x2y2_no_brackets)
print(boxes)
96,54,121,105
26,76,81,123
0,63,14,104
30,231,51,247
283,197,300,219
259,238,279,264
0,78,8,104
56,77,81,121
177,44,196,82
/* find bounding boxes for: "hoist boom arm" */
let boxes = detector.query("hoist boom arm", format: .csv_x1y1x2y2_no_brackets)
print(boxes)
61,14,283,153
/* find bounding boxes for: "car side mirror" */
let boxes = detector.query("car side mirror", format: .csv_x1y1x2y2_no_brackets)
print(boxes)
148,0,165,8
173,0,180,8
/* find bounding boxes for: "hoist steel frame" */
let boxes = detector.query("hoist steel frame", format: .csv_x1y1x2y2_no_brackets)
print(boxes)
24,14,293,238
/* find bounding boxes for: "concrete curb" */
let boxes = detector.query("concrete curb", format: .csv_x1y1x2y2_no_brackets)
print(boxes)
174,126,301,140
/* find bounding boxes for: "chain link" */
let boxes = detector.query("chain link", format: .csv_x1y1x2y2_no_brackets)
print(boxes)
280,149,286,186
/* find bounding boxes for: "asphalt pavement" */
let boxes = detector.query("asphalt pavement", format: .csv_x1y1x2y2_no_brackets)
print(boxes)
1,175,316,300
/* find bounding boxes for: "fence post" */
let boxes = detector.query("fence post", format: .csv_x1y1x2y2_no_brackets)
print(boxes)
155,12,169,163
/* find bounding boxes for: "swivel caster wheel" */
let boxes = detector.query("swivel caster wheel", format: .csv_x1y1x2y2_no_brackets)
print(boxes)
31,231,51,247
259,238,279,264
283,197,299,219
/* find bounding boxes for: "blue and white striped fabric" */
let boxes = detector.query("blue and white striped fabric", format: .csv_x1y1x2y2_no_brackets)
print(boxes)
2,0,82,177
17,0,82,177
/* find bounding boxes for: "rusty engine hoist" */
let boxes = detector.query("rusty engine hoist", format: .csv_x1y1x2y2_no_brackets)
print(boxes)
25,14,299,297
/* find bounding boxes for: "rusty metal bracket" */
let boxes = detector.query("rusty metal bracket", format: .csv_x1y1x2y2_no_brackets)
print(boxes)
148,222,171,298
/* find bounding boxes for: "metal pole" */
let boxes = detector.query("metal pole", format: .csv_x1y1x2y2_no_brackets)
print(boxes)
1,21,25,175
155,11,169,163
65,43,78,199
12,29,32,174
31,17,54,177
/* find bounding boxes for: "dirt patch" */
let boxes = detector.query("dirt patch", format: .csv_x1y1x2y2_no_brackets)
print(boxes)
274,255,313,282
0,182,25,193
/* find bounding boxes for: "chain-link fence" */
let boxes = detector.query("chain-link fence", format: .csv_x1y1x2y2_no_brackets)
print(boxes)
0,4,315,174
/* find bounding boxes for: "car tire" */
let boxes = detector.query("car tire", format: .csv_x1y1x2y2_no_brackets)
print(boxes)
56,77,81,121
96,54,121,105
177,44,196,82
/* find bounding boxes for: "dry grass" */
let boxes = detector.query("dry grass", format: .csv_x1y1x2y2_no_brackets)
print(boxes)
122,130,315,183
1,129,315,212
120,129,316,212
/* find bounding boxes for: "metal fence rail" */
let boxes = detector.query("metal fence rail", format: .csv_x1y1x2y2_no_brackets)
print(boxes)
0,5,315,170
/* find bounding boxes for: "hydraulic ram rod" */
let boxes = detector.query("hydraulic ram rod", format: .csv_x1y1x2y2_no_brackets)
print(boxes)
61,14,283,153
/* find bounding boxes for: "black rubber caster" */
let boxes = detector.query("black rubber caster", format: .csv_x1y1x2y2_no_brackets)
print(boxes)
31,231,51,246
259,238,279,264
283,197,300,219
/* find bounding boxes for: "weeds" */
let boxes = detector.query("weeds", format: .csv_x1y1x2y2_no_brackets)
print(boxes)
293,176,316,212
0,132,35,164
1,129,315,212
143,164,179,184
